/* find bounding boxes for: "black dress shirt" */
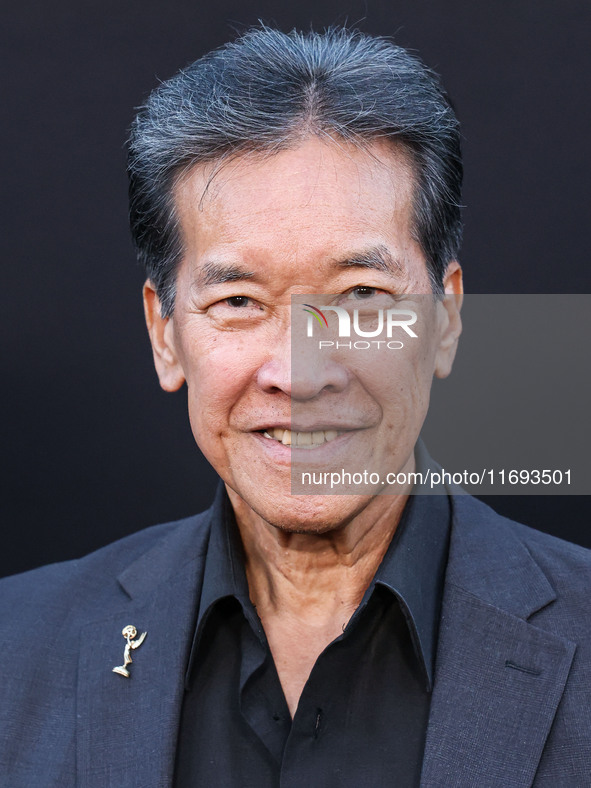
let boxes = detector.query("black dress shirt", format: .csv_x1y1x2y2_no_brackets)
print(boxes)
174,473,450,787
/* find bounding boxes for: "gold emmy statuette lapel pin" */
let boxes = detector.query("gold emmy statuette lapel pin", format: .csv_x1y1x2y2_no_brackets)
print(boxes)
112,625,147,678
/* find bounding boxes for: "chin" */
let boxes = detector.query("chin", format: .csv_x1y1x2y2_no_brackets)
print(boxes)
247,490,374,534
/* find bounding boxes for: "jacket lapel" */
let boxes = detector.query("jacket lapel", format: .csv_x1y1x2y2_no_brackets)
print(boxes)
76,515,211,787
420,495,576,787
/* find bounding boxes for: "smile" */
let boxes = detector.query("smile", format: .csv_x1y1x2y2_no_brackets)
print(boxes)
262,427,340,448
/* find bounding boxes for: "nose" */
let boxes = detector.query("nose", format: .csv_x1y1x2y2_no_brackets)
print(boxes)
255,317,350,401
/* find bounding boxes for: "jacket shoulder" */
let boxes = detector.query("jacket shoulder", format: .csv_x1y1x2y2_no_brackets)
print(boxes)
0,510,212,627
452,493,591,571
510,516,591,628
450,493,591,636
510,516,591,570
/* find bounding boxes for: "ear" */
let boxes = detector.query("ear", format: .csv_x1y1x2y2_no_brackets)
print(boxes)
434,261,463,379
142,280,186,392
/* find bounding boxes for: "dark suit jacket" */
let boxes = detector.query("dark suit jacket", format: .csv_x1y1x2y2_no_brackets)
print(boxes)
1,492,590,787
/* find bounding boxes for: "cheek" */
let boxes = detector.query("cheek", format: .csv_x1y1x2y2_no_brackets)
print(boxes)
182,337,261,440
354,338,436,408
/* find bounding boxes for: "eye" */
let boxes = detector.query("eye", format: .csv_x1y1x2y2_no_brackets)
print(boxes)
337,285,401,309
350,286,378,299
225,296,252,308
206,293,265,326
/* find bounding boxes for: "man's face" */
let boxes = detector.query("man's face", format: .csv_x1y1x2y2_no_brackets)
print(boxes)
144,137,462,531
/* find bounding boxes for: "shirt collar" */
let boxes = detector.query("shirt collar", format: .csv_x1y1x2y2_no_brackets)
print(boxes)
196,484,250,619
372,484,450,691
183,487,254,689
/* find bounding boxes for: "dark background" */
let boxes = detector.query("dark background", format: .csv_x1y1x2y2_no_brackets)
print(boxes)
2,0,590,577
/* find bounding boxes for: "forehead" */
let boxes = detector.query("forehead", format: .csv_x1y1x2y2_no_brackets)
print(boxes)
173,137,423,280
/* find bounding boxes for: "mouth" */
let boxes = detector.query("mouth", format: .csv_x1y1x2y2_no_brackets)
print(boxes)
261,427,340,449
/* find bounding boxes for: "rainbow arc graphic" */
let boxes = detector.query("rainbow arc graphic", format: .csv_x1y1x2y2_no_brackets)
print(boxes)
302,304,328,328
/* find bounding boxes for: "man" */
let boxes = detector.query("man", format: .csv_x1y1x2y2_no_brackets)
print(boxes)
1,26,590,787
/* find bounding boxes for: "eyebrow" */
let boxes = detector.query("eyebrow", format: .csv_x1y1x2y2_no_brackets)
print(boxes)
332,246,406,278
199,261,256,287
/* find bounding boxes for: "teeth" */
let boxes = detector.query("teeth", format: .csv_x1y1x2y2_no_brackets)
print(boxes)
263,427,340,448
297,431,311,447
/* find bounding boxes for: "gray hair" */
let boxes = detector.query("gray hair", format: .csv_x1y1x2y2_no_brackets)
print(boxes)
128,26,463,316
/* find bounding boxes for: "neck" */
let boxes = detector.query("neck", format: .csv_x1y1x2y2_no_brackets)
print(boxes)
227,490,410,624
